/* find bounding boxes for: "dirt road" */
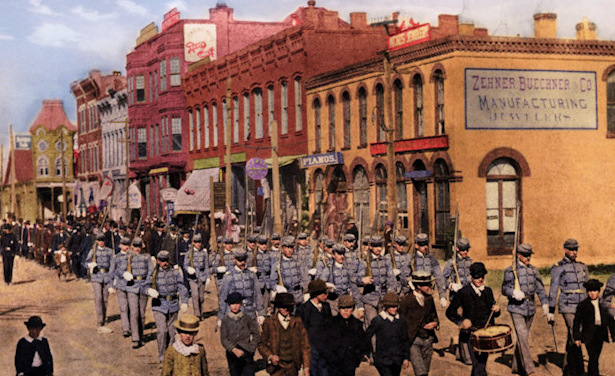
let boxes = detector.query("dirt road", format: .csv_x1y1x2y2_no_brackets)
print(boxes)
1,258,613,375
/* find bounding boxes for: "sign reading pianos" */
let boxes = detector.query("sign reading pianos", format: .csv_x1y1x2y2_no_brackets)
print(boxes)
300,152,344,168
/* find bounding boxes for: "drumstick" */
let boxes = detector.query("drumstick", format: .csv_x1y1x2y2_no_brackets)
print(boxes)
483,293,501,329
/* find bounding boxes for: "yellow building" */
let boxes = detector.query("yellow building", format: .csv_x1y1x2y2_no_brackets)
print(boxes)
305,13,615,268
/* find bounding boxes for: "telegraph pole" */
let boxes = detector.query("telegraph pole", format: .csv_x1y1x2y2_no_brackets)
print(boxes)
124,119,130,221
61,131,67,219
225,77,232,209
271,120,282,234
9,124,16,215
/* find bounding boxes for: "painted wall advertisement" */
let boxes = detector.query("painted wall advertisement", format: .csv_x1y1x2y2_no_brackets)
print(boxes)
184,23,217,62
465,68,597,129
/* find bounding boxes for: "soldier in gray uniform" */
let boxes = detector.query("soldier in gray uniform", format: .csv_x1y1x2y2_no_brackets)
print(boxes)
602,272,615,322
271,236,308,305
109,236,132,338
295,232,313,265
360,235,397,325
85,232,115,334
391,235,412,296
145,250,189,363
218,249,265,328
251,235,274,315
309,238,334,279
124,237,152,348
244,234,257,266
317,243,362,316
548,238,588,376
220,236,237,272
343,233,359,268
502,243,549,376
412,233,448,309
183,233,209,318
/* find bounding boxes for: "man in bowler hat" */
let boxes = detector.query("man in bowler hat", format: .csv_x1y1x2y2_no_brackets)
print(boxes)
15,316,53,376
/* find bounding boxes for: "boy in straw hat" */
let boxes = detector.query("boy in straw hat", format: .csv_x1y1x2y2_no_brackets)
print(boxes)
161,314,209,376
400,271,439,376
220,292,260,376
15,316,54,376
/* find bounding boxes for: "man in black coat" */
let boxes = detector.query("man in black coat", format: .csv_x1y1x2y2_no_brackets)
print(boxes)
1,223,18,285
148,221,166,257
15,316,53,376
161,224,180,266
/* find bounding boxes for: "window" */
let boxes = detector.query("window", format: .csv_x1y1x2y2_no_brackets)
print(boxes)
195,107,201,150
412,160,429,235
413,74,424,137
172,117,182,151
160,59,167,91
314,98,321,152
294,77,302,131
136,75,145,103
359,88,367,147
434,160,450,245
233,96,239,143
313,170,325,216
486,158,520,255
327,95,335,151
148,72,153,102
38,140,48,152
608,70,615,134
353,166,370,234
222,100,228,145
138,128,147,158
243,94,250,141
189,109,194,151
212,103,219,146
170,57,181,87
394,79,403,140
342,91,351,149
150,124,155,156
55,140,67,152
37,156,49,177
161,117,167,154
154,124,159,156
268,85,275,134
375,164,387,229
281,81,288,134
204,105,210,148
435,70,445,135
55,157,68,177
154,70,158,99
376,84,385,142
254,89,263,139
396,162,408,230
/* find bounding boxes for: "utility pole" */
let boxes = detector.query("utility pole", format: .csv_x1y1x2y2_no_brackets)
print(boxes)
124,119,130,222
9,124,16,216
271,120,282,234
225,77,232,210
61,131,67,219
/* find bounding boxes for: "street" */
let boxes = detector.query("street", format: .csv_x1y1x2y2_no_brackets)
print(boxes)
1,257,613,376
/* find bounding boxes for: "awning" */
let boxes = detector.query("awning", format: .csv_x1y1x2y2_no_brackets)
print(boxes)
264,154,305,168
174,168,219,212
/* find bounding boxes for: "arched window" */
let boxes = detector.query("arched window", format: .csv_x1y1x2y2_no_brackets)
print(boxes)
253,88,263,139
314,169,325,216
37,156,49,177
358,87,367,147
375,164,387,229
396,162,408,230
294,77,303,132
195,107,201,150
486,158,520,255
328,95,335,151
434,70,445,135
433,160,450,245
412,160,429,235
188,109,194,151
375,84,385,142
353,165,370,236
608,70,615,134
413,74,424,137
342,91,351,149
394,79,403,140
313,98,321,152
55,157,68,177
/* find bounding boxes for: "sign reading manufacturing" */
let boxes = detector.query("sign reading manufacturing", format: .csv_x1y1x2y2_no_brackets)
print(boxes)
465,68,597,130
300,152,344,168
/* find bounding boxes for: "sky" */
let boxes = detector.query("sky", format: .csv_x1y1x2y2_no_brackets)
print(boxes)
1,0,615,145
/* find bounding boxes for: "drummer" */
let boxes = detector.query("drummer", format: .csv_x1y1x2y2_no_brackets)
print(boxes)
446,262,500,376
501,244,548,376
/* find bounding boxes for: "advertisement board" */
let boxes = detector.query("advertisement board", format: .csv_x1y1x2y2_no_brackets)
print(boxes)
184,23,217,62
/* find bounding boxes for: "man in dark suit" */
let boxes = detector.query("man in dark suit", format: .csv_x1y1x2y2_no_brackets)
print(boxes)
15,316,53,376
1,223,18,285
573,279,615,376
148,221,166,257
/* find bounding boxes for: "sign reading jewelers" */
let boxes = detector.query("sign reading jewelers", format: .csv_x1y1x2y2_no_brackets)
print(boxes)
465,68,597,129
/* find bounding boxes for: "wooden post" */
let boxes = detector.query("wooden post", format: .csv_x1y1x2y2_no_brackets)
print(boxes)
225,77,232,209
384,58,397,224
61,131,67,219
9,124,16,216
125,119,130,222
209,176,216,251
271,120,282,234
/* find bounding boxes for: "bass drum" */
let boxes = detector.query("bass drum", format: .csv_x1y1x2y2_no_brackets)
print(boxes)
471,324,514,353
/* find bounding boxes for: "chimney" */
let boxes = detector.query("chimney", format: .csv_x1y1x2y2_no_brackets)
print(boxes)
576,17,597,40
350,12,368,29
459,23,475,35
534,13,557,38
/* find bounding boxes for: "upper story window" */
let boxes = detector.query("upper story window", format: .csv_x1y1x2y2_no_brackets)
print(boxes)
313,98,321,153
136,75,145,103
55,140,67,152
37,156,49,177
281,81,288,135
254,89,263,139
212,103,219,147
327,95,335,151
137,128,147,158
607,70,615,135
268,85,275,133
222,99,228,145
394,79,403,140
204,105,210,148
170,57,181,87
359,87,367,147
172,117,182,151
189,109,194,151
413,74,424,137
294,77,302,132
243,94,250,141
233,96,239,144
55,157,68,177
160,59,167,91
38,140,48,152
342,91,351,149
375,84,385,142
195,107,201,150
434,70,445,135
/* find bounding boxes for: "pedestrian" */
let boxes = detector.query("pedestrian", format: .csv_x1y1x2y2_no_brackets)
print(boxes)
84,232,115,334
15,316,53,376
547,238,588,375
400,271,439,376
258,292,311,376
365,291,410,376
220,292,260,376
446,262,500,376
161,314,210,376
1,223,18,285
573,279,615,376
501,243,548,376
53,243,71,281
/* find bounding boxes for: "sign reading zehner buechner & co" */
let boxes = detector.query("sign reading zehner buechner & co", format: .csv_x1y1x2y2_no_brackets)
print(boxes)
465,68,597,130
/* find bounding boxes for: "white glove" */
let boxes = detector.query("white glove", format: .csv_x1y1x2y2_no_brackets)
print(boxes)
325,282,336,291
440,297,449,308
450,283,463,292
248,266,258,273
512,289,526,301
151,256,156,263
257,316,265,326
108,287,116,294
147,288,159,299
275,285,288,294
547,312,555,322
393,268,401,277
123,271,134,281
216,319,222,328
270,290,277,300
303,293,310,302
187,266,196,275
180,303,188,313
217,266,227,273
87,262,98,269
542,304,550,316
308,268,317,276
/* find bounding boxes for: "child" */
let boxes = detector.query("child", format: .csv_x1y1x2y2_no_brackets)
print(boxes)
161,314,209,376
15,316,54,376
220,292,260,376
53,243,71,281
366,292,410,376
573,279,615,376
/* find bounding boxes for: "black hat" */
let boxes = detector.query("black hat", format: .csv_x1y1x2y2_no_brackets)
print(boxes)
169,224,178,232
517,243,533,256
381,292,400,307
470,262,488,278
274,292,296,307
411,270,435,285
415,233,429,246
96,232,106,241
307,279,327,296
257,235,268,244
225,292,244,305
456,238,471,251
156,251,170,261
584,279,603,291
155,221,164,228
181,228,191,235
271,233,281,241
564,238,579,250
24,316,46,328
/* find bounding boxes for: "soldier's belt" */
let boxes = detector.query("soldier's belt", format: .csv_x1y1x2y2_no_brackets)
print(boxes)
135,276,145,281
289,285,301,291
160,294,179,301
562,289,585,294
98,268,108,273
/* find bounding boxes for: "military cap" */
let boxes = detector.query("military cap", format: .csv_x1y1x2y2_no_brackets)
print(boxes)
193,233,203,243
120,236,131,245
395,235,407,245
257,235,268,244
584,278,603,291
217,235,223,243
174,314,200,333
225,292,244,305
338,294,355,308
470,262,488,278
344,233,356,242
324,239,335,248
156,250,170,261
223,236,233,244
24,316,46,328
274,292,296,307
155,221,164,228
563,238,579,250
456,238,471,251
381,291,400,307
332,244,346,254
253,226,262,234
271,233,281,241
362,237,370,246
517,243,533,256
132,237,143,247
370,235,384,247
297,232,308,240
96,232,106,241
281,236,295,247
234,249,248,261
307,279,327,295
246,234,258,243
411,270,435,285
414,233,429,245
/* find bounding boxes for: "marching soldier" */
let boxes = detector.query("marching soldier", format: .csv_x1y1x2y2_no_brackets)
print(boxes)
244,234,258,266
270,233,282,253
602,272,615,321
342,234,359,267
271,236,308,305
391,235,412,296
252,235,275,314
183,233,209,318
548,238,588,376
360,235,397,326
412,233,448,308
221,237,237,270
109,236,133,338
502,243,549,376
295,232,313,265
309,239,333,279
124,237,152,348
316,243,362,316
84,232,115,333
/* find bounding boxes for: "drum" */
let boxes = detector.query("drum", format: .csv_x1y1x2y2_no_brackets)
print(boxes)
471,324,514,353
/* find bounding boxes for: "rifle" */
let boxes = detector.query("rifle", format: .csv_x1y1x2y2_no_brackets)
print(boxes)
452,204,460,284
188,214,200,270
512,201,521,290
357,202,363,261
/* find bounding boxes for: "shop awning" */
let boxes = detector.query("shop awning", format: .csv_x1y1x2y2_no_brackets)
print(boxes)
174,168,219,212
264,154,305,168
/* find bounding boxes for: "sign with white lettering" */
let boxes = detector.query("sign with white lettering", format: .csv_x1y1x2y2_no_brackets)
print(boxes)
300,152,344,168
162,8,180,31
184,23,217,62
388,23,431,51
15,134,32,150
465,68,597,130
246,157,268,180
